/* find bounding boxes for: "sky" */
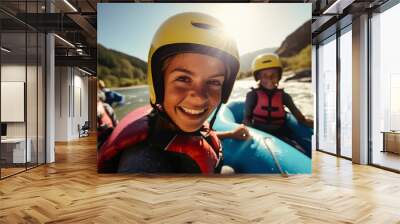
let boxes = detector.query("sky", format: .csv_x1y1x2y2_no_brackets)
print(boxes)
98,3,311,62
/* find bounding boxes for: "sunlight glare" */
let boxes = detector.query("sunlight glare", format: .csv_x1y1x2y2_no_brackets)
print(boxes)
213,8,261,55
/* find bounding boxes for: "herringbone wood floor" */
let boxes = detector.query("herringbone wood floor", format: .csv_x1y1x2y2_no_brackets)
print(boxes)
1,135,400,224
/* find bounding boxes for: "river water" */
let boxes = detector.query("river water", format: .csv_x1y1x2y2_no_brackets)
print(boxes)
113,77,313,121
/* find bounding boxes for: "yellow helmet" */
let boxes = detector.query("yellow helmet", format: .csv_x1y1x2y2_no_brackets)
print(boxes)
251,53,282,81
147,12,239,105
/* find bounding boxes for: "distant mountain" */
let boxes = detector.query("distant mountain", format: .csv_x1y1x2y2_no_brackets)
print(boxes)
237,20,312,81
239,47,277,73
276,20,312,82
98,44,147,87
275,20,311,57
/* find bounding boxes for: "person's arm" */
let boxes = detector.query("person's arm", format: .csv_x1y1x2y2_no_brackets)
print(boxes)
104,103,119,126
216,124,251,140
243,90,257,125
111,91,125,106
283,93,313,128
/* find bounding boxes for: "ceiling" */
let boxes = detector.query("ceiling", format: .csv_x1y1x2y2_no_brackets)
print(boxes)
0,0,393,74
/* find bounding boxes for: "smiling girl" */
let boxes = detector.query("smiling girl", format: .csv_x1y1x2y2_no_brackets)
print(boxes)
97,12,249,173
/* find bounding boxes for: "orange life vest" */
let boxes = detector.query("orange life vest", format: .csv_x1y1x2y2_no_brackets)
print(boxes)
97,106,222,173
252,89,286,125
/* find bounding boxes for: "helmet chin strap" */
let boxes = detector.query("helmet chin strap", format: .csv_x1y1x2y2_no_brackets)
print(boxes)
150,102,178,129
209,102,222,131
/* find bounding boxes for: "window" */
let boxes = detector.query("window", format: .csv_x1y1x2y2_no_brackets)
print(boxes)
317,36,337,154
370,2,400,171
339,28,352,158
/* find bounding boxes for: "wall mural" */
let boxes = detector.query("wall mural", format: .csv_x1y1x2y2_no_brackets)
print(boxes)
96,3,313,174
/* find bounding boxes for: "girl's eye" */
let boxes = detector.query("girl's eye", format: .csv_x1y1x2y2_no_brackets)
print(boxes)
207,80,223,86
175,76,191,83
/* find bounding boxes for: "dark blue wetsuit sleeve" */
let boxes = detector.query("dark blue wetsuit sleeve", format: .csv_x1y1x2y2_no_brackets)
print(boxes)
117,142,174,173
112,91,125,104
105,90,125,106
244,90,257,123
283,92,306,122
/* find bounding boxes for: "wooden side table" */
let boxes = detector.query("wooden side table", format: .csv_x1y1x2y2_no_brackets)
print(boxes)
381,131,400,154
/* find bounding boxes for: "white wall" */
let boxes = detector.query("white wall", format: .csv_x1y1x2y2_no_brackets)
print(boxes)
54,67,89,141
54,66,69,141
74,70,89,139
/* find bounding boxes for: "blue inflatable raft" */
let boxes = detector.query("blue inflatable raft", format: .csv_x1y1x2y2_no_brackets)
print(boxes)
212,101,312,174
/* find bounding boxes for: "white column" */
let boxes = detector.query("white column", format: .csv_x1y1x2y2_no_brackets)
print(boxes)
45,0,55,163
46,33,55,163
352,14,369,164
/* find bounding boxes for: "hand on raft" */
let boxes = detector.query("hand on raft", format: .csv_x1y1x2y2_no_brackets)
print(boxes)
231,124,251,140
216,124,251,140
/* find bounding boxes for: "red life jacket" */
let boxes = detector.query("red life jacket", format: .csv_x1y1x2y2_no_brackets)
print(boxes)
252,89,286,125
97,105,222,173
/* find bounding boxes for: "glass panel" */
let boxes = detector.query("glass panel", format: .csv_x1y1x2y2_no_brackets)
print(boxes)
1,30,27,177
371,3,400,171
339,28,352,158
0,1,46,178
317,36,337,154
1,0,45,14
0,1,27,14
27,31,38,169
40,1,46,14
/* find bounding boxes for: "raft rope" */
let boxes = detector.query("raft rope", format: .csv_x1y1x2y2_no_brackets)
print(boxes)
262,137,288,177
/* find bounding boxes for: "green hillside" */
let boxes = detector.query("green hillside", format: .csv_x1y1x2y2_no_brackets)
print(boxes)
280,44,311,73
97,44,147,88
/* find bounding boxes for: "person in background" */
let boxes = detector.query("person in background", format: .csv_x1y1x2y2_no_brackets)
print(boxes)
98,79,125,107
243,53,313,154
97,12,250,174
97,91,118,148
